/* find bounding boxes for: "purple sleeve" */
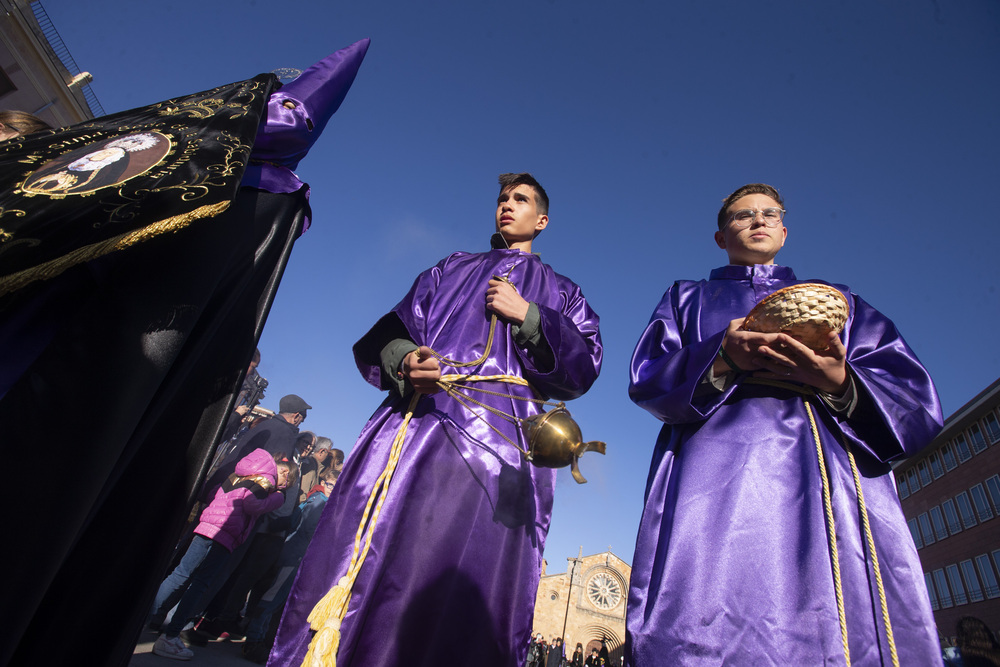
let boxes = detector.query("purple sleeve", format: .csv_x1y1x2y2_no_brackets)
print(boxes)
839,294,943,461
629,282,733,424
519,282,602,401
352,261,444,390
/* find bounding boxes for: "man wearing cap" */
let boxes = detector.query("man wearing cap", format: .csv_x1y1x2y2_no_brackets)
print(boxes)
205,393,311,494
625,183,943,665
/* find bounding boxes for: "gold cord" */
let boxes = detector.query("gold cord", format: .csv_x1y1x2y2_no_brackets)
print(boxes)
436,373,556,456
804,398,898,667
846,445,900,666
805,400,851,666
301,393,419,667
302,270,548,666
423,273,516,368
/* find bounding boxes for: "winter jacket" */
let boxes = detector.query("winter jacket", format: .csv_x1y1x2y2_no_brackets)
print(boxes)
195,448,285,552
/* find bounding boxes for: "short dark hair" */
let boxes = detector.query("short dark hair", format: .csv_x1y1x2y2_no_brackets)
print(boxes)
717,183,784,230
0,110,52,138
498,172,548,215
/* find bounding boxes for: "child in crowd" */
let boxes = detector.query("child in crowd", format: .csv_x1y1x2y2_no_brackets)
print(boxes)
150,449,290,661
241,468,340,663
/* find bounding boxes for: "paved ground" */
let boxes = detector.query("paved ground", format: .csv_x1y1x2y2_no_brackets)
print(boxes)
130,628,262,667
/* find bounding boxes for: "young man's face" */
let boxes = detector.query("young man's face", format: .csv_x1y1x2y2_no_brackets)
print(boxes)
714,193,787,266
496,184,548,245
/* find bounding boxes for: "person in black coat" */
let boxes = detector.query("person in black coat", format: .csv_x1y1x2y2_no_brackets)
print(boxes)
546,637,564,667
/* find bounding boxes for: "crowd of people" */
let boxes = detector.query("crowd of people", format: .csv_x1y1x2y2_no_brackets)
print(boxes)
147,352,345,662
526,635,617,667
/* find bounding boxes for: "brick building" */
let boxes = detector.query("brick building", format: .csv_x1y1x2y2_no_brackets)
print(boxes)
895,377,1000,642
1,0,102,126
532,549,630,665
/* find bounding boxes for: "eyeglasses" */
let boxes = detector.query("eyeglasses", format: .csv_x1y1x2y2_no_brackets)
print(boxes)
727,207,785,229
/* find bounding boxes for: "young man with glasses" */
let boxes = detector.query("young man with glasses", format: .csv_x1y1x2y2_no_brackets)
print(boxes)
626,183,943,665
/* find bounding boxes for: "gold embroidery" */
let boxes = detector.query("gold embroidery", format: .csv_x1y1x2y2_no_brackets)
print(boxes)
0,200,230,296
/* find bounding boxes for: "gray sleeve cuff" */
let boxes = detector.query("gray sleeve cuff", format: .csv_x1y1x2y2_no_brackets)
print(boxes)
511,302,542,347
698,363,735,396
818,372,858,416
511,302,555,369
381,338,419,397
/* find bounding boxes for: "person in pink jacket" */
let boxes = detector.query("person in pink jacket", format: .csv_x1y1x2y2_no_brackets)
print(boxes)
150,449,290,661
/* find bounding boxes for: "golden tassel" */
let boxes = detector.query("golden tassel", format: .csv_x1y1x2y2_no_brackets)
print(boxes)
303,615,344,667
307,576,352,630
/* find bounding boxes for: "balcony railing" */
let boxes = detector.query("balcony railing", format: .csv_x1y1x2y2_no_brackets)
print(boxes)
30,1,106,118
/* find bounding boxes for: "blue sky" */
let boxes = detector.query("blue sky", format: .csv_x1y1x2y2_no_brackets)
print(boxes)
42,0,1000,572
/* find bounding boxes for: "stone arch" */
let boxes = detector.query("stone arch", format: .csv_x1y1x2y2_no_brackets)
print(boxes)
580,623,623,665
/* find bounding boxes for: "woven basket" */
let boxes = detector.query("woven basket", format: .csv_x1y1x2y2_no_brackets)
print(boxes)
741,283,849,350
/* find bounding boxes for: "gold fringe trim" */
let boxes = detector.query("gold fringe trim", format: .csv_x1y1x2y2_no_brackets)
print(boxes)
0,200,231,297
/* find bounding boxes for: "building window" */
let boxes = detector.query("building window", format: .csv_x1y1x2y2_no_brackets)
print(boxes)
969,424,988,454
942,499,962,535
917,461,932,487
980,555,1000,599
934,569,953,608
585,572,624,610
925,573,940,611
947,564,968,605
955,434,972,462
928,452,944,479
906,469,921,493
986,475,1000,511
984,412,1000,444
908,518,923,548
941,443,958,471
960,560,984,603
970,484,994,522
918,513,935,546
897,473,910,499
955,492,979,529
929,506,949,541
975,554,999,599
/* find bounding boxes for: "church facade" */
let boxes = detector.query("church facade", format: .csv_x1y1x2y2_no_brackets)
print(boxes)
532,550,631,665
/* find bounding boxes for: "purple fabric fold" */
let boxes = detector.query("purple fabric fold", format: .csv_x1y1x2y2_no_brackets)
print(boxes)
270,249,602,667
626,264,943,666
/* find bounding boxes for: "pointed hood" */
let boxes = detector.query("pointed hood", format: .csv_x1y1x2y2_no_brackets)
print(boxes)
252,38,371,171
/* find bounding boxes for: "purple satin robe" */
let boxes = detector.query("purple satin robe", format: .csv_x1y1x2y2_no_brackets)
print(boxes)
270,248,602,667
626,264,943,666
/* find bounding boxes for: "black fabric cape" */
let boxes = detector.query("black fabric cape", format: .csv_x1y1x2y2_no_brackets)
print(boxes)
0,77,311,666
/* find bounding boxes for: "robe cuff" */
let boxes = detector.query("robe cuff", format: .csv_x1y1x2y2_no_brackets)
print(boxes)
700,362,736,395
511,302,555,370
512,302,541,346
380,338,418,397
818,371,858,417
